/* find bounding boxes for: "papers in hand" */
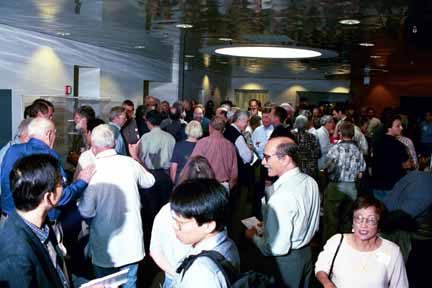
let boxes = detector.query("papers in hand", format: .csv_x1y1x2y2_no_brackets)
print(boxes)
241,216,263,236
80,269,129,288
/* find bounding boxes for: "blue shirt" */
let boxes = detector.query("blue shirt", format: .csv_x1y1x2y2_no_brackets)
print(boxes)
109,122,127,156
252,124,273,159
0,138,87,218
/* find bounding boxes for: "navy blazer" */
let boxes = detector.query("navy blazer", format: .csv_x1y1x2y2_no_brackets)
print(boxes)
0,211,65,287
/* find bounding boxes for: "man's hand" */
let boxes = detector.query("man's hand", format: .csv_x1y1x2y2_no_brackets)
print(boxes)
77,164,96,183
245,226,257,240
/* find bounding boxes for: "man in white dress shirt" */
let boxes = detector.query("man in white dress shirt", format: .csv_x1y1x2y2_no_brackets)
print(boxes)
78,124,155,288
246,137,320,288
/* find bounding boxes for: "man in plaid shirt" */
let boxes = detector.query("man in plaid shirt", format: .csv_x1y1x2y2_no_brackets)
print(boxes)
322,121,366,241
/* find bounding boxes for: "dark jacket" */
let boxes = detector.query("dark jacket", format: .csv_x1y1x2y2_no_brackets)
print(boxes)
0,212,65,288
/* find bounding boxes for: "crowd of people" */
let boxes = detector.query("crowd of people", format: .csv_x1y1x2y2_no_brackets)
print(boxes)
0,96,431,287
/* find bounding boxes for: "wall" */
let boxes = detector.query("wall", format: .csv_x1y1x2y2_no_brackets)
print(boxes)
0,24,172,134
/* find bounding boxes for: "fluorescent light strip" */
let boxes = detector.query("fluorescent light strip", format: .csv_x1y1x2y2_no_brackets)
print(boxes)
215,46,321,59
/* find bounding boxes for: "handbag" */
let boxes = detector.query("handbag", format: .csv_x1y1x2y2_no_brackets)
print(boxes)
328,233,344,279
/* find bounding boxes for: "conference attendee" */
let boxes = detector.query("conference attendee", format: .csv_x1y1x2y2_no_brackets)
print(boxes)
419,111,432,156
108,106,128,156
252,107,274,160
161,102,187,142
204,100,215,119
170,120,203,184
121,99,141,146
183,98,194,122
0,118,32,203
315,196,408,288
193,104,210,137
366,107,381,137
270,106,292,139
215,106,229,123
248,98,262,118
171,179,240,287
191,116,238,190
78,124,155,288
24,98,54,120
245,137,320,287
291,115,321,180
322,121,366,241
160,100,170,120
1,117,93,218
150,156,216,287
0,154,69,287
316,115,335,170
68,105,96,166
372,114,409,200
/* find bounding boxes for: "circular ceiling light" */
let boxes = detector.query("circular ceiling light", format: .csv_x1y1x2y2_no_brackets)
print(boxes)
218,37,233,41
176,24,193,29
215,46,322,59
339,19,360,25
359,42,374,47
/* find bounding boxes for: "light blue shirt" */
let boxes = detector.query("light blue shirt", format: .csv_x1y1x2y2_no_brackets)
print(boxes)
253,168,320,256
315,126,332,170
173,230,240,288
109,122,127,156
0,140,16,200
252,124,274,159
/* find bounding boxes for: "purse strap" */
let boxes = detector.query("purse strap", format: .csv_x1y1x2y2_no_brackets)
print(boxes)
328,233,344,279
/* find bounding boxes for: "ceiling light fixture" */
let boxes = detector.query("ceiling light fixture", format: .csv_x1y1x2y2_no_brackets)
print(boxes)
176,24,193,29
184,54,195,58
134,45,146,49
218,37,233,42
56,32,71,36
370,55,381,59
359,42,374,47
339,19,360,25
215,46,322,59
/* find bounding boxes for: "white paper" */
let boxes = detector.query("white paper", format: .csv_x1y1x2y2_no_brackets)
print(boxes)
241,216,263,235
80,269,129,288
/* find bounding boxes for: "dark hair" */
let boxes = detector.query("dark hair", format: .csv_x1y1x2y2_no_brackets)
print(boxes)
210,116,226,131
352,195,384,225
178,156,216,184
262,107,272,114
10,154,61,211
383,114,401,131
122,99,134,108
24,102,48,118
275,140,300,166
332,104,346,114
146,110,163,126
249,115,261,130
339,121,355,139
87,118,105,133
76,105,96,121
170,179,228,231
273,106,288,123
33,99,54,111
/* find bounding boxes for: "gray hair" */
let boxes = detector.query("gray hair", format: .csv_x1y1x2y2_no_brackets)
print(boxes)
91,124,115,149
320,115,334,126
27,118,54,139
280,102,295,113
275,141,299,166
185,120,203,139
227,107,240,121
14,118,33,140
294,115,308,130
109,106,125,121
232,110,249,122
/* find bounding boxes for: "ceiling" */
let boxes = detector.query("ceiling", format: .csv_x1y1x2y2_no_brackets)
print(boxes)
1,0,431,80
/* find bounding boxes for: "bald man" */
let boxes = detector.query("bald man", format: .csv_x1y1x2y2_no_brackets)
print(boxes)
245,137,320,288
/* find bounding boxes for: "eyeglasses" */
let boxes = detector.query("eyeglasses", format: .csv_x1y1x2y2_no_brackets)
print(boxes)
263,153,279,162
353,215,378,226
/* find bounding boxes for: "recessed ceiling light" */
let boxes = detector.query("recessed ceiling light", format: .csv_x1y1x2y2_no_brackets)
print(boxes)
176,24,193,29
218,37,233,41
56,32,71,36
339,19,360,25
134,45,146,49
359,42,374,47
215,46,322,59
370,55,381,59
184,54,195,58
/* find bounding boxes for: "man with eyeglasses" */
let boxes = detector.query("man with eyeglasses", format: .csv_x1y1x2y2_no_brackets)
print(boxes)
245,137,320,288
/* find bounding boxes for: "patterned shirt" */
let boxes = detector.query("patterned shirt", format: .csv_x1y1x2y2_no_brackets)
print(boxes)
291,130,321,178
325,140,366,182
